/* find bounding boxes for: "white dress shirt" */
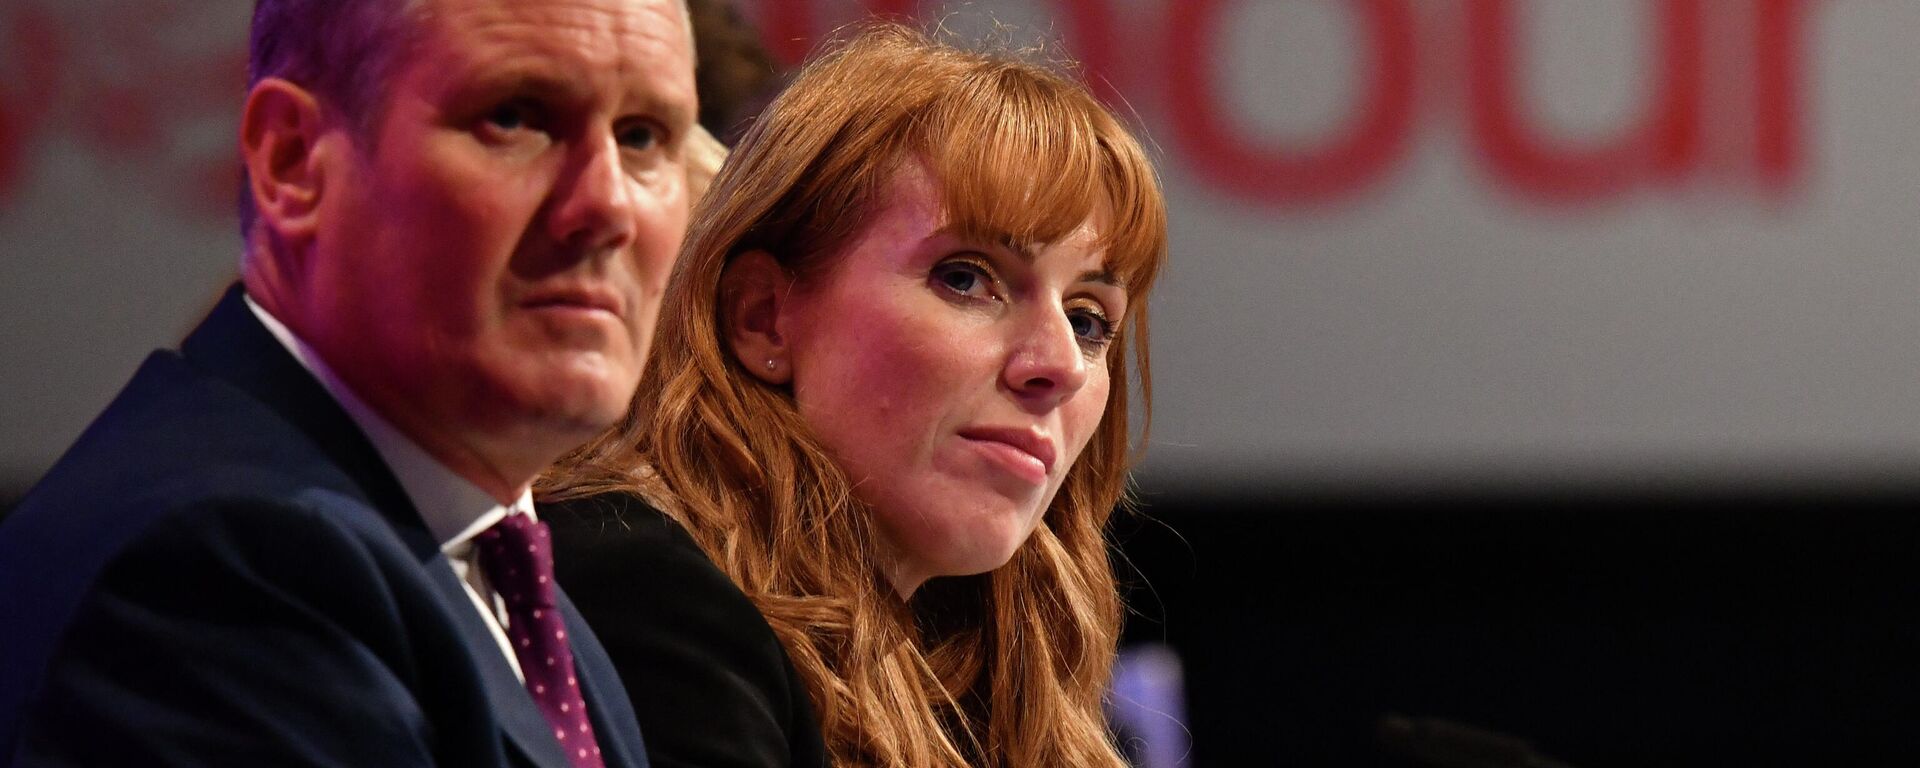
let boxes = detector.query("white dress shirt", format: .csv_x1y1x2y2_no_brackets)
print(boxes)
246,296,530,681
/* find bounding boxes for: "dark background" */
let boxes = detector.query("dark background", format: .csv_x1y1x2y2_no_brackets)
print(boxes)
1114,482,1920,767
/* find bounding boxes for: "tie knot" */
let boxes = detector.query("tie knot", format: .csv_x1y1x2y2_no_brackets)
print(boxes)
475,513,556,610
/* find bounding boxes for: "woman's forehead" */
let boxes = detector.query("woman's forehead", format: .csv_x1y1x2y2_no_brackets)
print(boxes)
906,157,1109,243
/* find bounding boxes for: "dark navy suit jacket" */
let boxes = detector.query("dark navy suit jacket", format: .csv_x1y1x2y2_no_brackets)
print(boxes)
0,286,651,767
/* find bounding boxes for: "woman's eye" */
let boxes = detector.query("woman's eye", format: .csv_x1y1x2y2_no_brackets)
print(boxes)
1068,307,1117,346
931,260,996,300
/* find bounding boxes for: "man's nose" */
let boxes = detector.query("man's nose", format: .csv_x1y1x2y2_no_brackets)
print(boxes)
1003,306,1092,409
545,132,638,253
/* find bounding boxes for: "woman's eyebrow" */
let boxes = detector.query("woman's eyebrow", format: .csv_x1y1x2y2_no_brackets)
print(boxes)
930,226,1123,287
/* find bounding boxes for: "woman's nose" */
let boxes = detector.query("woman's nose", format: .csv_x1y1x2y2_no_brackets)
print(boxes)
1002,305,1091,408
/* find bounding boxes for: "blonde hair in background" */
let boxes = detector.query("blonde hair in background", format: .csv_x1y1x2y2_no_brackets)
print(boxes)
543,21,1167,767
683,123,728,202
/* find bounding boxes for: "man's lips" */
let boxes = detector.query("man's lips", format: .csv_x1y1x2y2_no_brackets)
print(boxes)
957,426,1057,482
520,285,626,320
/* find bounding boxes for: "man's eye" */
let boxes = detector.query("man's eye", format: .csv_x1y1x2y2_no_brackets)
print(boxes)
485,103,533,132
617,123,660,151
488,109,522,131
931,260,996,300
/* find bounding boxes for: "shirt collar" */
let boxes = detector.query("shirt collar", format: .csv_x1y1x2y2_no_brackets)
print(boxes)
244,294,534,553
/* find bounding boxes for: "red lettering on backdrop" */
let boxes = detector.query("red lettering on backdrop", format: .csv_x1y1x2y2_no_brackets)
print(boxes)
0,94,15,202
1052,0,1123,105
865,0,921,20
1166,0,1417,205
85,1,188,159
0,6,63,202
759,0,923,66
1755,0,1810,192
108,2,245,216
1465,0,1705,202
0,0,1827,214
759,1,813,65
756,0,1132,116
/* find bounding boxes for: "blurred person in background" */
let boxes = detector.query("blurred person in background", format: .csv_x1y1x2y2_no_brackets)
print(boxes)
0,0,700,764
540,22,1168,767
685,0,783,142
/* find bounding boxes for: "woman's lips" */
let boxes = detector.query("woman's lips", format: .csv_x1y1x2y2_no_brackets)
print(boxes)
957,426,1055,485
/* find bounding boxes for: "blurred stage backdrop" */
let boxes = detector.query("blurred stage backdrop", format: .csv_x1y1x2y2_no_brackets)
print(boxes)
5,1,1920,765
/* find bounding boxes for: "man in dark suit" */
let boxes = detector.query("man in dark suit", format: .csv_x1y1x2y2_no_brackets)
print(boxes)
0,0,698,764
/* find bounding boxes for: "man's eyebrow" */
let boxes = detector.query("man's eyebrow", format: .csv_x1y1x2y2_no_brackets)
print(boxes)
460,71,695,129
636,90,697,133
461,69,585,101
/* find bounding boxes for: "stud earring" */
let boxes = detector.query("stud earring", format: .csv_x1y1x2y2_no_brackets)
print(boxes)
766,358,776,371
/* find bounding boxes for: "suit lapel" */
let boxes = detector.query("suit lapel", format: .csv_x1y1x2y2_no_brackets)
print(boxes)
180,284,438,559
184,286,580,767
557,589,650,768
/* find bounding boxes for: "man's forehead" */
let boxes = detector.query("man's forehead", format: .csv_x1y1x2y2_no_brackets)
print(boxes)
407,0,695,109
417,0,693,61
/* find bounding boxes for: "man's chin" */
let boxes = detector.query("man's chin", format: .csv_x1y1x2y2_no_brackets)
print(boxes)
485,364,635,431
528,383,634,435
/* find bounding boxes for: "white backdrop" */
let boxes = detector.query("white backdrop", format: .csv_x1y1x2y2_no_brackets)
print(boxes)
3,0,1916,490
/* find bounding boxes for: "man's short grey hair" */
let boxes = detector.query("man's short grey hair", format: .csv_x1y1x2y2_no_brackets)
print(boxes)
239,0,424,240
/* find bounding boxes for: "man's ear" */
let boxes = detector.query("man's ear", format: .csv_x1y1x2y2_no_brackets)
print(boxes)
720,250,796,385
239,78,336,252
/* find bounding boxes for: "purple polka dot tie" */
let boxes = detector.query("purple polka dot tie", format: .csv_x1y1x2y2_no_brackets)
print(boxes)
476,514,607,768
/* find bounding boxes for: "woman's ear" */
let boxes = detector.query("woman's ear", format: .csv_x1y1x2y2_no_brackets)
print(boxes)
720,249,795,385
